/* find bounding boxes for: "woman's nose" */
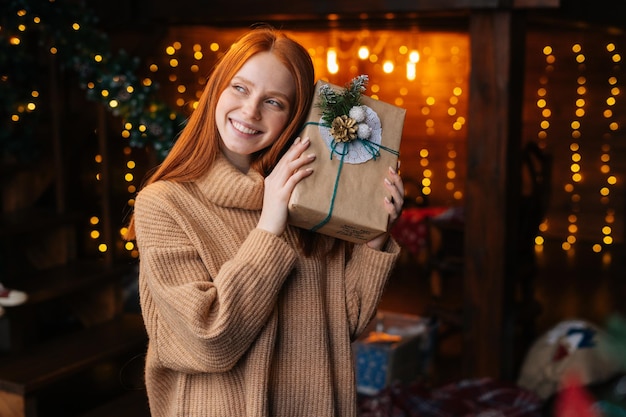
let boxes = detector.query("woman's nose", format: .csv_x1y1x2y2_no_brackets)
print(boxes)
242,98,262,120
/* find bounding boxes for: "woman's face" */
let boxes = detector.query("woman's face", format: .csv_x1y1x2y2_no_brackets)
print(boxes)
216,51,296,172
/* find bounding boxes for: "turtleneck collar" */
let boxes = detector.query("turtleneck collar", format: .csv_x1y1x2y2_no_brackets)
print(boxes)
196,153,265,210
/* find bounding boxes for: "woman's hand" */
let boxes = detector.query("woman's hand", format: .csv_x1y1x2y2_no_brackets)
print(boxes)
258,137,315,236
366,164,404,251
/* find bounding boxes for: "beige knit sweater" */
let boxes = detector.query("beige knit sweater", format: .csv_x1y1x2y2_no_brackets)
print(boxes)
133,153,400,417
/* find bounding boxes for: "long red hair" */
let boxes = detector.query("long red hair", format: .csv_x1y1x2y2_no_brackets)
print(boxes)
125,27,315,240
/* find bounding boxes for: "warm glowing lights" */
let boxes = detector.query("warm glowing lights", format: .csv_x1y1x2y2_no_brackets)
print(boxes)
358,46,369,60
406,62,416,81
326,48,338,74
9,25,617,257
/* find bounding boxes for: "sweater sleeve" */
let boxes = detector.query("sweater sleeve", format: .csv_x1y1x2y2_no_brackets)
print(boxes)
344,238,401,340
134,184,297,374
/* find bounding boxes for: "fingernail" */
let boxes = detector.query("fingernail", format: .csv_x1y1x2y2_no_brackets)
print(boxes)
302,137,310,145
384,178,392,185
294,137,301,144
308,153,316,159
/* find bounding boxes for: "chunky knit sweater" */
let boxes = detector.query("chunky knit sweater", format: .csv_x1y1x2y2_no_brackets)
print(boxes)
133,153,400,417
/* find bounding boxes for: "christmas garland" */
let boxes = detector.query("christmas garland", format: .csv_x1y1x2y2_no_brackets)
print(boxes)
1,0,184,162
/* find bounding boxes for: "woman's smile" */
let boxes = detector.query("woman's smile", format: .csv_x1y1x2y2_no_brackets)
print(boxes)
215,51,295,172
230,119,262,136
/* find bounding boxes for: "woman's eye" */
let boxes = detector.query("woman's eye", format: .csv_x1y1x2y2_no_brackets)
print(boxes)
233,84,246,93
266,99,282,108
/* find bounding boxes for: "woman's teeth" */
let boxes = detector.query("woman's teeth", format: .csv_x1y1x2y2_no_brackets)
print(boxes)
232,120,259,135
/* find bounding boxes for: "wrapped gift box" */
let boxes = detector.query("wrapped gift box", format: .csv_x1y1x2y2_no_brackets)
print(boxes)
288,79,406,243
353,311,433,395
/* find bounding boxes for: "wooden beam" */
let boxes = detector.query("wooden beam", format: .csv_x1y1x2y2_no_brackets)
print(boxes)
143,0,559,26
463,8,526,379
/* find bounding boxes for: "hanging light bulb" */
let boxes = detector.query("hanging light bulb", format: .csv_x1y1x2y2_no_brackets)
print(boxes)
407,49,420,80
327,48,339,74
358,46,370,60
383,60,394,74
406,62,416,81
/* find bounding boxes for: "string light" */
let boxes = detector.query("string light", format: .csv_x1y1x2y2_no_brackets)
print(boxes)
5,2,623,259
593,42,621,262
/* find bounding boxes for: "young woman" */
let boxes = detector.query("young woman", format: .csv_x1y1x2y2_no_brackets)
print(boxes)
126,26,404,417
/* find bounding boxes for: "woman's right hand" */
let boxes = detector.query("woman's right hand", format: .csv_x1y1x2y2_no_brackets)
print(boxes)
258,136,315,236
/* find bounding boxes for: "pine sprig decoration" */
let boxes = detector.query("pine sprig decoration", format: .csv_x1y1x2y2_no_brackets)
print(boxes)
318,75,369,126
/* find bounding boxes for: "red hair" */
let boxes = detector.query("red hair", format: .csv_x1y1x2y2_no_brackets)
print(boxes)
125,27,315,240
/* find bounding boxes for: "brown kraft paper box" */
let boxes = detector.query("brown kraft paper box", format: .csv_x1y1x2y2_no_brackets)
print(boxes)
288,80,406,243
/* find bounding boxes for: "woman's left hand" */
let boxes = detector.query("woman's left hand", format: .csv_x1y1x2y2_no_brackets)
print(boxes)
366,164,404,251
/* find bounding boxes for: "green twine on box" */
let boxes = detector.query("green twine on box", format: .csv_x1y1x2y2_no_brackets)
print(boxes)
298,121,399,233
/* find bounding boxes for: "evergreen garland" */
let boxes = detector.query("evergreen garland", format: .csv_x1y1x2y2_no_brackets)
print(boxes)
0,0,185,162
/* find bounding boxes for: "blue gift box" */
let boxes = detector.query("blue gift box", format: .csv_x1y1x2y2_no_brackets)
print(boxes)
353,311,433,395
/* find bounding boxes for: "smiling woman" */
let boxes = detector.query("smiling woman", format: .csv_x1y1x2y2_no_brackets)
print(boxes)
124,26,405,417
215,52,296,173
